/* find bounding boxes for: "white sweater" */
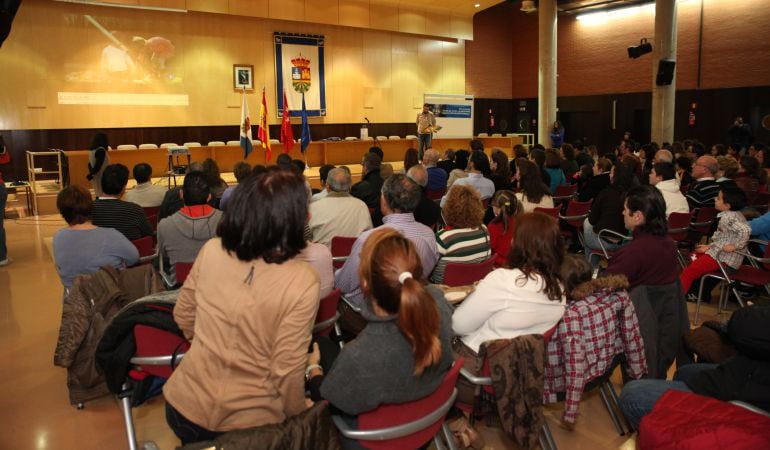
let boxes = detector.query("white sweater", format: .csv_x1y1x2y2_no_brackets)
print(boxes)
452,268,565,352
655,179,690,217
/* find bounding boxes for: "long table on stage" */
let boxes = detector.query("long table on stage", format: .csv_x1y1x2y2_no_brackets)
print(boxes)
65,136,522,189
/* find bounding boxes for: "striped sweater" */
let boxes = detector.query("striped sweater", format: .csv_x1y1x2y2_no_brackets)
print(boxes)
92,198,154,241
430,226,491,284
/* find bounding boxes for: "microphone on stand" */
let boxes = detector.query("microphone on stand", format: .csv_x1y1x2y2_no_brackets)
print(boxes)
364,117,370,125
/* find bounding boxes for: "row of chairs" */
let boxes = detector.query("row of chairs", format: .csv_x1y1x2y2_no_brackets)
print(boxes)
115,140,284,150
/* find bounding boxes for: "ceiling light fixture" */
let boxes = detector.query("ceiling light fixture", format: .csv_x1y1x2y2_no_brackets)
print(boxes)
474,3,480,8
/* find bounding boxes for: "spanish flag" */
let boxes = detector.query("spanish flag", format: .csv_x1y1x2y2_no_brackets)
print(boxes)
257,88,272,162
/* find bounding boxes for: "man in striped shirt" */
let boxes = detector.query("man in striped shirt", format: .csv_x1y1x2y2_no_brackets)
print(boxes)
92,164,153,241
686,156,720,209
335,174,438,309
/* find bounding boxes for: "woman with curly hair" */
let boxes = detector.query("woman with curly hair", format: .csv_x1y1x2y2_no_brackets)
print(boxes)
452,212,565,403
515,159,554,212
431,185,491,284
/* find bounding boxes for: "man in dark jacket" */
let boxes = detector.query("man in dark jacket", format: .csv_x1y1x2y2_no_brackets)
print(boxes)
351,152,384,226
406,164,441,229
618,305,770,429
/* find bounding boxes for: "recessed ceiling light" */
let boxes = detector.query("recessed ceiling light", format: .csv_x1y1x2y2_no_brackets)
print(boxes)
474,3,480,7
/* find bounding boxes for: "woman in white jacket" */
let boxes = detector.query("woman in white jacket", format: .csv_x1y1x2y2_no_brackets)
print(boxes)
452,212,566,403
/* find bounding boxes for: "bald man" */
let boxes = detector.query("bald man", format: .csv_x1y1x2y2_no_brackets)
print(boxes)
686,155,720,209
654,149,674,164
423,149,448,191
309,168,372,246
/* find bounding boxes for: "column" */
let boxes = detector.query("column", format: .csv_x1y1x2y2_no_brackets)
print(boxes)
651,0,677,144
538,0,558,147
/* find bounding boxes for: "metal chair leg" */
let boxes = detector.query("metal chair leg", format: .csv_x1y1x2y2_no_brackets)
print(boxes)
540,421,558,450
439,421,460,450
119,383,138,450
598,383,626,435
604,381,631,435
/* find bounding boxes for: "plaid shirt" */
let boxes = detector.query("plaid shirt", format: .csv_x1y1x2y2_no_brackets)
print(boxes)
543,289,647,423
706,210,751,269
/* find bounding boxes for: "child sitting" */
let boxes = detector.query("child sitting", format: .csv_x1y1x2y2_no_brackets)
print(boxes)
486,190,521,267
680,184,750,296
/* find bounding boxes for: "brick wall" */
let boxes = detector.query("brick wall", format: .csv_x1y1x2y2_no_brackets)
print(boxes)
467,0,770,98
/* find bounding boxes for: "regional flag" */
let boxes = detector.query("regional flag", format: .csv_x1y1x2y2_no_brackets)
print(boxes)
300,92,311,154
239,90,253,159
280,89,295,154
258,88,272,162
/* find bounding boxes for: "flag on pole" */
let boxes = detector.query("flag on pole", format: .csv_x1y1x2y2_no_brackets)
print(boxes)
239,90,253,159
280,89,295,154
300,92,311,154
258,88,272,162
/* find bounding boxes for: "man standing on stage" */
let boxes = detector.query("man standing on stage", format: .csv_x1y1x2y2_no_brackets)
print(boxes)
416,103,436,161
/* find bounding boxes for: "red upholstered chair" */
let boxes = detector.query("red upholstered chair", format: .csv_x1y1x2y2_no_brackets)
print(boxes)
332,358,463,450
442,258,495,287
750,191,770,214
534,206,560,220
131,236,157,265
174,262,194,285
559,199,592,246
426,187,447,201
312,288,341,338
587,229,633,266
690,207,718,240
667,211,696,268
331,236,357,269
142,206,160,231
552,184,578,208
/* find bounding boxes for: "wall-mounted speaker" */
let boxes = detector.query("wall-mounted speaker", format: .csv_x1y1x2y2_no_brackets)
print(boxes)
656,59,676,86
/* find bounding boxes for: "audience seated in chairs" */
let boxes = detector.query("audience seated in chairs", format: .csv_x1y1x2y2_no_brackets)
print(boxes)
441,151,495,207
583,162,636,265
423,149,448,191
163,167,321,445
452,212,566,405
430,185,491,284
53,185,139,289
311,164,336,202
309,167,372,247
218,161,252,211
577,157,612,202
437,148,455,175
649,162,689,217
679,184,750,296
350,152,385,226
487,190,521,267
124,162,167,208
92,164,154,241
514,159,554,213
447,149,470,188
335,174,438,335
619,305,770,430
406,164,442,229
488,148,513,192
157,171,223,287
306,229,454,448
544,148,567,194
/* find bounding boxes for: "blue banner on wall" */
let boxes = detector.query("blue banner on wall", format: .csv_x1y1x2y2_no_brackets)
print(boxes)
430,103,472,118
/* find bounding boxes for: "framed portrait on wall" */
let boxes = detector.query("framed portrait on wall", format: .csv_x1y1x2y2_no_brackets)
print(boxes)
233,64,254,90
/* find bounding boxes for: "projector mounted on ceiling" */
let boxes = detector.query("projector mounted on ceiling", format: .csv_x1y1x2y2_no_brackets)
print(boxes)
521,1,537,13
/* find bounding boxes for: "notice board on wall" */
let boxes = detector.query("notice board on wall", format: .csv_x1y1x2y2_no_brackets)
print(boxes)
423,93,474,139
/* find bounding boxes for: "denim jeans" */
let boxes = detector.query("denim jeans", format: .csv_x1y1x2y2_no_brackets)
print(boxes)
0,183,7,261
418,133,432,161
165,401,222,445
582,218,621,267
618,363,718,430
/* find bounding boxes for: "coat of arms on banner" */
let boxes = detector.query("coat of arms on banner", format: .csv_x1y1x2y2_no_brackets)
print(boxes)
275,33,326,117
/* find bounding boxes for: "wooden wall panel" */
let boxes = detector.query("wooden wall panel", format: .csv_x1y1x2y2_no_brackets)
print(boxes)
338,0,370,28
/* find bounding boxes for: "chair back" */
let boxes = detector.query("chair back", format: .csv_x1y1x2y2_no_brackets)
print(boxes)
751,192,770,214
426,187,446,201
133,323,189,378
131,236,155,258
735,177,759,204
443,258,495,287
534,206,560,220
690,207,718,235
175,262,194,284
142,206,161,231
667,211,695,242
354,358,463,450
313,288,341,337
561,199,592,228
552,184,577,204
331,236,357,269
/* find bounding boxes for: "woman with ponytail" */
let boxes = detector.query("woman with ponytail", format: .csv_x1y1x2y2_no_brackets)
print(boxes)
311,228,454,417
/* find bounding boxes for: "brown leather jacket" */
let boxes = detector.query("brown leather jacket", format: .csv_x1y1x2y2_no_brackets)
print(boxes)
53,265,164,405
